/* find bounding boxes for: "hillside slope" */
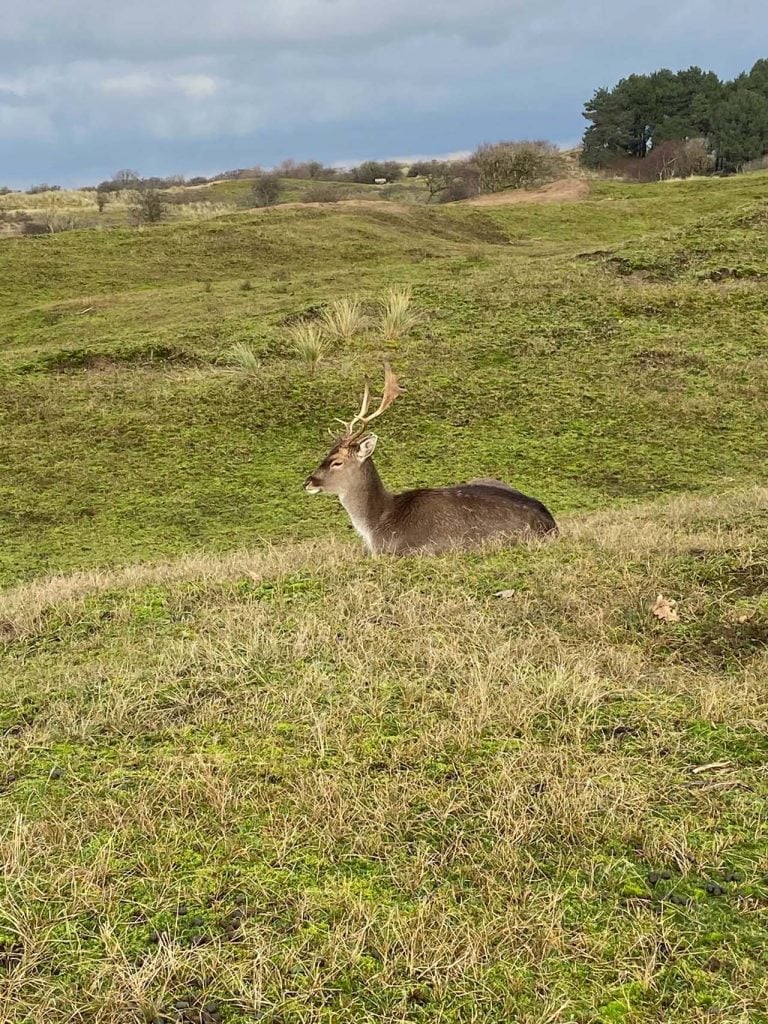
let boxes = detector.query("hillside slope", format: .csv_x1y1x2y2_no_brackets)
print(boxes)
2,173,767,586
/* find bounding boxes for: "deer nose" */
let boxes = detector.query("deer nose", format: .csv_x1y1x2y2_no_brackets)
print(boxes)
304,475,318,490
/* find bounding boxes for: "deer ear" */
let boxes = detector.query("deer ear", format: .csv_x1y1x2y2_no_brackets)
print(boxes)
355,434,378,461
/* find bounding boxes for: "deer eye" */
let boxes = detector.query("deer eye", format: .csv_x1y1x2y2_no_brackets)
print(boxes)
330,460,344,469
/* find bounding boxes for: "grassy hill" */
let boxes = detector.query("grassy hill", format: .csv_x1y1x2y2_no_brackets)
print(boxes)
1,173,767,1022
0,177,425,235
2,173,767,585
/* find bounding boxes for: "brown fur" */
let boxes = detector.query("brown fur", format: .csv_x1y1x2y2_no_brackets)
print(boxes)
305,435,557,555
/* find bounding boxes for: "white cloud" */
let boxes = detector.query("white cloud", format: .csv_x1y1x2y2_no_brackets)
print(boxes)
174,74,218,98
101,72,218,98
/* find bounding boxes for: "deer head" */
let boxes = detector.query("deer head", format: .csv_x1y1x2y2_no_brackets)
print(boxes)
304,363,404,496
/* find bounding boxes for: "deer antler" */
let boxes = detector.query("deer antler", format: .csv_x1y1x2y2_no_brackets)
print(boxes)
338,362,404,440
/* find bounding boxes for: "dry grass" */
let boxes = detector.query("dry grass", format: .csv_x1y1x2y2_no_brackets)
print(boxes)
320,296,367,342
380,285,420,339
1,488,767,1021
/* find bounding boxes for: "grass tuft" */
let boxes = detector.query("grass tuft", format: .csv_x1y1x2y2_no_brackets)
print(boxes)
288,321,328,370
380,284,420,339
227,342,260,373
320,296,366,341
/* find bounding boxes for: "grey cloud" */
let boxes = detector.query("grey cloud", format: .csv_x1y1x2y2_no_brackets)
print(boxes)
0,0,764,186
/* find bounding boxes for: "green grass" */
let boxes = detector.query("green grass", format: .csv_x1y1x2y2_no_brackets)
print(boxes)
1,489,766,1022
1,172,767,1022
1,174,767,585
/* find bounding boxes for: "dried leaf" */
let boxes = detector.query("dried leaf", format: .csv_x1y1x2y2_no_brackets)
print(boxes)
651,594,679,623
493,589,516,600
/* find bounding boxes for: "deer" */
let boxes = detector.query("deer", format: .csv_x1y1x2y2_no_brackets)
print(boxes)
304,364,557,555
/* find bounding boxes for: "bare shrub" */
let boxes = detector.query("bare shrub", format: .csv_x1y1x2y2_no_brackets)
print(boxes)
129,188,165,226
252,174,282,207
40,194,76,234
26,183,61,195
277,159,337,180
303,185,342,204
113,169,141,188
348,161,403,184
675,138,716,177
613,138,715,182
471,141,566,192
739,153,768,174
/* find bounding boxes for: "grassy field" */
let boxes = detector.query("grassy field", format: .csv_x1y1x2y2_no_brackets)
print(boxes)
0,177,424,235
1,172,767,1022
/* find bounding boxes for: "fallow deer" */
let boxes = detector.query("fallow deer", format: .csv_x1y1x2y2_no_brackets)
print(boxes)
304,364,557,555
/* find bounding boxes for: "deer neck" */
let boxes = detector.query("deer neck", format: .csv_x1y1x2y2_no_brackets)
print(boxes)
339,459,391,547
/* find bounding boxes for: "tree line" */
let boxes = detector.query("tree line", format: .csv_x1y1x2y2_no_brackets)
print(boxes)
582,58,768,175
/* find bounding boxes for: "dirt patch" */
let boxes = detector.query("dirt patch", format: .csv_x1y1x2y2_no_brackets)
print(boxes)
463,179,589,207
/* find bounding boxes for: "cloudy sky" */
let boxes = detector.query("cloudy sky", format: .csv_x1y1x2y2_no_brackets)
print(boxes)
0,1,764,187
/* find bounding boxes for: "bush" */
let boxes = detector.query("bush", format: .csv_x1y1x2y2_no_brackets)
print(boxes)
303,185,342,204
252,174,282,207
416,160,480,202
612,138,715,182
739,153,768,174
674,138,715,177
129,188,165,226
276,159,337,180
438,178,474,203
20,220,49,236
95,188,110,213
471,141,565,192
348,161,403,184
113,169,141,188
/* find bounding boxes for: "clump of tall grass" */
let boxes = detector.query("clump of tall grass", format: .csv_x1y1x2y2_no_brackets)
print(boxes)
380,285,420,339
228,342,260,373
321,296,366,341
289,322,328,370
